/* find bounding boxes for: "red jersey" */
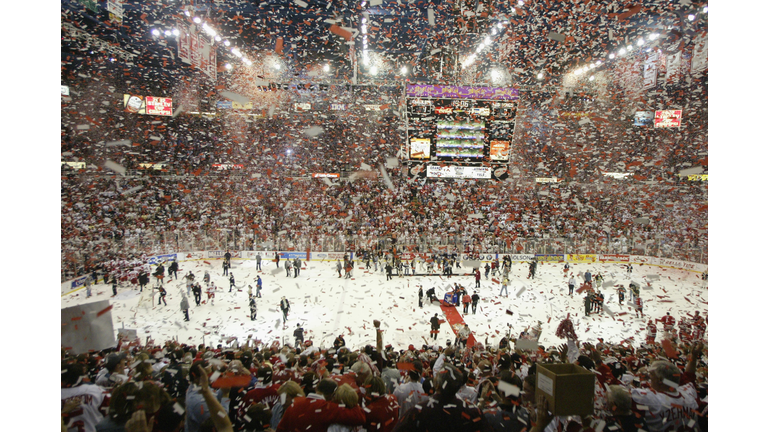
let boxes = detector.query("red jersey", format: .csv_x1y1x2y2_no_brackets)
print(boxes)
660,315,676,329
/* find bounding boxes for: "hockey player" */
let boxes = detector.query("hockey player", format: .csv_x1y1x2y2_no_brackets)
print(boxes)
229,273,236,292
138,271,149,292
635,296,644,318
471,291,480,314
617,285,627,305
223,260,230,276
154,263,165,286
168,260,179,280
203,270,210,284
206,282,216,305
646,320,657,344
336,260,343,278
157,285,167,306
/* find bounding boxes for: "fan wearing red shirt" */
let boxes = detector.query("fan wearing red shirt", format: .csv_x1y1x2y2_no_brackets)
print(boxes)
276,379,366,432
238,366,280,426
361,376,399,432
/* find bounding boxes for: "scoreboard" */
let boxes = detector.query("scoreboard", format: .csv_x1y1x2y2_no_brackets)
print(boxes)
404,85,518,180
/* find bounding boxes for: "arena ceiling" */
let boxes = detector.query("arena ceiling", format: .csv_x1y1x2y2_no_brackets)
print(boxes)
61,0,708,87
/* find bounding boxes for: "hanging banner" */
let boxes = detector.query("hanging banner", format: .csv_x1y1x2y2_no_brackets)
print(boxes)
691,34,708,73
643,52,658,90
179,30,191,64
107,0,123,23
145,96,173,116
666,51,682,84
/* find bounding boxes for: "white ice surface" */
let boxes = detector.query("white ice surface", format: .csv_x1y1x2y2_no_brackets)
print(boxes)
60,260,708,350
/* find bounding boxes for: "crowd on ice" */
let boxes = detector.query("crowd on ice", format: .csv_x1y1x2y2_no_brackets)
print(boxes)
61,170,707,281
61,315,707,432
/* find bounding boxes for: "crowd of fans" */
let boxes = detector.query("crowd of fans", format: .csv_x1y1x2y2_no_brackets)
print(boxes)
61,318,708,432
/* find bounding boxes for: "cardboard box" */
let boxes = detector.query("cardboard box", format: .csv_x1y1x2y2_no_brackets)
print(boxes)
535,363,595,416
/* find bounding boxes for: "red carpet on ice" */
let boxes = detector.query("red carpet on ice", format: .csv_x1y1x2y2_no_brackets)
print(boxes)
440,301,477,349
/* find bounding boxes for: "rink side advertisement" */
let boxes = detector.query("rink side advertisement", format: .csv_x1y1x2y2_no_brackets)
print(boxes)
62,300,116,354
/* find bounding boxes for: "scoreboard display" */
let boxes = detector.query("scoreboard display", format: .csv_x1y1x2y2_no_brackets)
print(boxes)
404,85,518,180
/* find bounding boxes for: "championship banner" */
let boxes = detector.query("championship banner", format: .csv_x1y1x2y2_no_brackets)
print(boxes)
179,30,191,64
566,254,597,263
691,34,708,73
535,254,564,263
643,52,658,90
599,254,630,263
62,300,116,355
107,0,123,23
665,51,682,83
406,84,519,101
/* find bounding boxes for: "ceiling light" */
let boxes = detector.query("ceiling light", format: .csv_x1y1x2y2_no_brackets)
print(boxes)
193,17,201,24
323,64,330,72
703,6,708,13
589,75,595,81
484,36,491,44
537,72,543,79
172,28,180,36
225,63,232,70
184,11,190,17
164,30,171,36
618,48,626,55
401,66,407,74
637,38,644,45
609,53,615,59
596,60,602,66
151,29,160,36
274,63,281,70
649,33,658,40
224,40,231,46
688,14,696,21
518,0,524,5
370,66,378,75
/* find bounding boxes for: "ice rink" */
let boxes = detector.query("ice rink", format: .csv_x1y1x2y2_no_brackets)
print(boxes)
60,258,708,351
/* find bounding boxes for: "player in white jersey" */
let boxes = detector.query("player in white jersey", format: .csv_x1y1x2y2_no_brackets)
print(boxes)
61,362,110,432
630,342,705,431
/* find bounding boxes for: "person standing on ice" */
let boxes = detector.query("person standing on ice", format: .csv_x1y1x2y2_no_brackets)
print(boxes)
181,294,190,321
293,257,301,277
293,323,305,347
154,263,165,286
336,260,343,278
471,291,480,314
229,273,236,292
157,285,167,306
203,270,210,284
249,295,257,321
138,270,149,292
192,282,202,306
256,253,262,271
430,314,440,340
275,251,280,268
256,276,262,297
222,259,230,276
474,268,481,288
280,297,290,324
285,259,292,277
418,287,424,308
568,275,576,296
500,276,509,297
385,262,393,281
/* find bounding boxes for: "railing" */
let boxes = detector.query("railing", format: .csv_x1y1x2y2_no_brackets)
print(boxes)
61,229,707,282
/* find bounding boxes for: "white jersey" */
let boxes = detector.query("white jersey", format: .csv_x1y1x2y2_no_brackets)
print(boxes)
631,382,699,431
61,383,110,432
